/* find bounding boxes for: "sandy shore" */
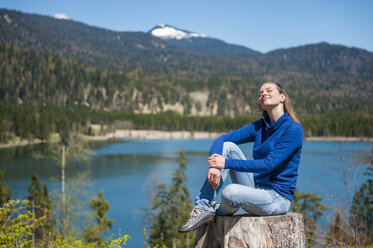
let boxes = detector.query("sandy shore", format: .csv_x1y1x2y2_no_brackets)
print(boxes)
305,136,373,142
0,130,372,149
86,130,373,142
86,129,223,140
0,139,44,149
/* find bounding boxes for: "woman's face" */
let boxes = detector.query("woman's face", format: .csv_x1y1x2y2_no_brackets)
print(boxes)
258,83,285,111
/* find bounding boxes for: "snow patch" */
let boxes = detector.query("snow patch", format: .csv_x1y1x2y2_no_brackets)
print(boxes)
54,13,68,20
151,25,205,40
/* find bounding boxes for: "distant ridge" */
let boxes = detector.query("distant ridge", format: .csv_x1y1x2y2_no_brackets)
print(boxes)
262,42,373,80
1,8,372,81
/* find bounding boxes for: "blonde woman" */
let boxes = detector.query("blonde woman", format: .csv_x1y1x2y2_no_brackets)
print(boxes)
179,82,303,233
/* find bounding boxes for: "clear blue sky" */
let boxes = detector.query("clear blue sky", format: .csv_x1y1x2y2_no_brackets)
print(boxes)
1,0,372,53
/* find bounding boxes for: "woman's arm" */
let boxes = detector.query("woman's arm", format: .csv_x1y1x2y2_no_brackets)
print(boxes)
207,120,259,189
209,120,260,156
209,124,303,172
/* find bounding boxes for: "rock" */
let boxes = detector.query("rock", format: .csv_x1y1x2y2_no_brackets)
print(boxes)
195,212,305,248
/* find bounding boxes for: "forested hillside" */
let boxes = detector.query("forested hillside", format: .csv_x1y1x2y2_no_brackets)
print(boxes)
0,43,372,143
1,43,371,115
0,9,372,141
261,42,373,80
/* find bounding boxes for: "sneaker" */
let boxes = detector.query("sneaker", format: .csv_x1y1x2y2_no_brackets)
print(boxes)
178,208,215,233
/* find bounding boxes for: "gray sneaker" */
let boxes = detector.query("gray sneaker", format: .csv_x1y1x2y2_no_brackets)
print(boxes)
178,208,215,233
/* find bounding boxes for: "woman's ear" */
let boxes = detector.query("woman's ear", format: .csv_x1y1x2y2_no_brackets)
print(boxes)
280,93,286,103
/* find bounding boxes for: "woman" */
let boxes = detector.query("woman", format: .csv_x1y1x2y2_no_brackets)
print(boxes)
179,82,303,233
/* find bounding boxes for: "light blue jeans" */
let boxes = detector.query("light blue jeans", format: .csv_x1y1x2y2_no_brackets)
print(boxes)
195,142,291,216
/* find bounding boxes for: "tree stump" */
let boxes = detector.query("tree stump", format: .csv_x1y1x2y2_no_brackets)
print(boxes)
194,212,305,248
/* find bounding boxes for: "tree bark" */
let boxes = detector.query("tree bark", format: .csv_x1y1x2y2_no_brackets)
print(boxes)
61,144,66,235
195,212,305,248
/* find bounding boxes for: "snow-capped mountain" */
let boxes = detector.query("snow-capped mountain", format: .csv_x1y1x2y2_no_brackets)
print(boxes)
149,24,261,57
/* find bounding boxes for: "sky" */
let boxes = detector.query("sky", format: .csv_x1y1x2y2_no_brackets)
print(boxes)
1,0,372,53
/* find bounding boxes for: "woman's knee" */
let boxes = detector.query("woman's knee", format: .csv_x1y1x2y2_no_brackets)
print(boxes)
220,184,241,215
222,142,245,159
222,142,238,152
221,184,240,202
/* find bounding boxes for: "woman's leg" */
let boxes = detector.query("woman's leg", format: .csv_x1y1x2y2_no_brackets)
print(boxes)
194,142,253,211
181,142,252,232
222,142,255,187
194,167,229,211
217,184,291,216
216,142,290,216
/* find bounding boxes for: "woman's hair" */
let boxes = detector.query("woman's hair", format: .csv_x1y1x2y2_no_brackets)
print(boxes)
259,82,300,124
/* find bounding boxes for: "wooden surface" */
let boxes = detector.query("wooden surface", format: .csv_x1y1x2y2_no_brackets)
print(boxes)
195,212,305,248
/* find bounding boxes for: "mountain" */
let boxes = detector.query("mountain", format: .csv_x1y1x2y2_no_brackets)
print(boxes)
0,9,220,76
0,8,266,78
149,24,261,57
0,8,372,117
261,42,373,80
1,8,372,82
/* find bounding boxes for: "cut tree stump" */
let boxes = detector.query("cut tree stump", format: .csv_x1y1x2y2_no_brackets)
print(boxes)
194,212,305,248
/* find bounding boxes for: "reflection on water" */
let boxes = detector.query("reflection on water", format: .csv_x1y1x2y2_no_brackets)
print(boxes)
0,139,371,248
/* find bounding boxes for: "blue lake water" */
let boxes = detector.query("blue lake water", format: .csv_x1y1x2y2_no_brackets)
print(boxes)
0,139,371,247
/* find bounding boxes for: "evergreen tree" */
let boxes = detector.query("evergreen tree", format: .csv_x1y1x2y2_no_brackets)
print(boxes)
291,190,326,245
0,170,11,206
26,172,54,242
149,150,194,248
27,172,42,203
149,183,170,247
40,183,55,238
168,150,194,248
349,148,373,246
83,190,113,247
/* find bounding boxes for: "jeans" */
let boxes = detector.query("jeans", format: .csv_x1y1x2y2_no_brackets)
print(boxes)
195,142,291,216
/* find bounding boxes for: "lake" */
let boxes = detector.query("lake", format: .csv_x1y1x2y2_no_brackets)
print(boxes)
0,139,371,247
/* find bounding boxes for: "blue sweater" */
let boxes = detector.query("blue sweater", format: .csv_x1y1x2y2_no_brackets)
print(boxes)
209,113,303,201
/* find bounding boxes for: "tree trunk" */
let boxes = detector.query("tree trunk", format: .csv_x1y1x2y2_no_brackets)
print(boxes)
195,212,305,248
61,145,66,235
32,201,35,247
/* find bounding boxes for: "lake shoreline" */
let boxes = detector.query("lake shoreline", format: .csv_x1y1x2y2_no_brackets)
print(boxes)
87,130,373,142
0,129,372,149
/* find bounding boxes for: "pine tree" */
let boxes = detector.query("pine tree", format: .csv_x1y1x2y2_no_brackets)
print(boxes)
83,190,113,247
149,183,170,247
27,173,42,203
349,148,373,246
40,183,55,238
26,172,54,242
168,150,194,248
149,150,194,248
0,170,11,206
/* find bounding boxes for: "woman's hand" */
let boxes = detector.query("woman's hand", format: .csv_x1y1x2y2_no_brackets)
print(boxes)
208,154,225,189
208,154,225,169
208,168,221,190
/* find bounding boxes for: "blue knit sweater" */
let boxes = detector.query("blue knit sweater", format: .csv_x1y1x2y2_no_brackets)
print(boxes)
209,113,303,201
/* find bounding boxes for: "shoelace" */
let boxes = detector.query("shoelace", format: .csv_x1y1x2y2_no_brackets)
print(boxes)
189,208,203,221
